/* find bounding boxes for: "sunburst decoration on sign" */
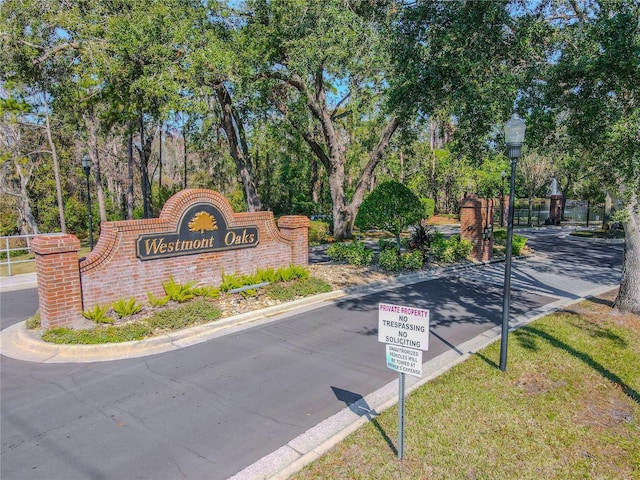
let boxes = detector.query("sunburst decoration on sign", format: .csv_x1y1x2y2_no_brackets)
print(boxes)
188,211,218,234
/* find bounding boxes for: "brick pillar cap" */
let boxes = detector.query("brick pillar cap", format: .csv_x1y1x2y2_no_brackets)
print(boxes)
32,234,81,254
278,216,310,228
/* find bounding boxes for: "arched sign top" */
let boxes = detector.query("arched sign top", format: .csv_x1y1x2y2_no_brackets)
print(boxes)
136,203,259,261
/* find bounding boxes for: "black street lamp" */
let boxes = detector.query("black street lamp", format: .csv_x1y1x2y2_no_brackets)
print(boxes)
500,114,526,371
82,154,94,251
500,170,507,227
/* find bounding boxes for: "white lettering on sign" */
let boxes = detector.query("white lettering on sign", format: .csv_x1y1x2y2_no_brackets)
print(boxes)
386,344,422,377
378,302,430,351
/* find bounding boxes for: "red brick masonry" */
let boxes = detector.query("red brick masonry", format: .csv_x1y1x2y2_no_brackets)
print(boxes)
32,189,309,330
460,196,496,263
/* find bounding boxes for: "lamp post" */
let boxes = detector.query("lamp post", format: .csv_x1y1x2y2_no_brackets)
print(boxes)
81,154,94,251
500,114,526,371
500,170,507,227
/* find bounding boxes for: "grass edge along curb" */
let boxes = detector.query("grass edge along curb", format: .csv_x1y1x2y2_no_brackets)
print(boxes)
290,292,639,480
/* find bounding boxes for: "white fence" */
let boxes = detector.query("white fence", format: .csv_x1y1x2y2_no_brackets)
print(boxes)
0,233,63,276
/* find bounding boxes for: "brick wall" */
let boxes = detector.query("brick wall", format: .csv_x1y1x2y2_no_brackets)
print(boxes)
460,196,496,262
33,189,309,329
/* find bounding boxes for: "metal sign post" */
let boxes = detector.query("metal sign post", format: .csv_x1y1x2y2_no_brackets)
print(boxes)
398,372,405,460
378,302,429,461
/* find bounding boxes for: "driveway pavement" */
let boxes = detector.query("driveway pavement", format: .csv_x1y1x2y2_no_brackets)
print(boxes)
0,228,623,479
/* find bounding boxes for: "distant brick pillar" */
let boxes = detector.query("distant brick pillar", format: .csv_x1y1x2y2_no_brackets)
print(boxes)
549,195,562,225
32,234,83,329
460,196,496,262
277,216,310,266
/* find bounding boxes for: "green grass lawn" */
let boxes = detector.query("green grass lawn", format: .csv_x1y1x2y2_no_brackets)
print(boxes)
0,242,93,277
293,291,640,480
571,228,626,239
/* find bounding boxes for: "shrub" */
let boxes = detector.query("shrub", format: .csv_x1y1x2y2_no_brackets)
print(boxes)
420,197,436,219
378,247,403,272
377,239,397,251
454,236,473,259
255,266,277,283
112,298,142,318
401,250,424,270
326,241,374,265
431,234,472,263
493,230,528,255
26,311,41,329
512,235,528,256
82,304,112,324
410,224,435,259
354,181,424,247
162,275,196,302
309,220,331,245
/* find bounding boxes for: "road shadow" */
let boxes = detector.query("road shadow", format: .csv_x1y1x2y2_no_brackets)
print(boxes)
331,386,397,455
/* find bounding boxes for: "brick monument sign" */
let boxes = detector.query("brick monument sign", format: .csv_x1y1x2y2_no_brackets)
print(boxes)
32,189,309,330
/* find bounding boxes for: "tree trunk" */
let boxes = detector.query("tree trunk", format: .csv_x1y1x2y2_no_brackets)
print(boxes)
268,70,401,238
158,122,163,190
430,118,437,204
85,112,108,223
15,160,39,235
214,83,262,212
336,116,402,239
613,192,640,314
311,159,321,204
603,189,613,227
43,96,66,233
127,131,134,220
138,111,154,218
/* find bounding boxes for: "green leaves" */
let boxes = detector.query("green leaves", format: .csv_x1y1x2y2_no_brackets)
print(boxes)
355,181,424,241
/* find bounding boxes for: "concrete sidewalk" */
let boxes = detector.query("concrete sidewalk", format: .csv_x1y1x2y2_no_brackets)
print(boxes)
0,272,37,293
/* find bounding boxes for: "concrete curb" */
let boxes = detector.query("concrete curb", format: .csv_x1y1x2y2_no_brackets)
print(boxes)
0,260,509,364
0,290,345,363
230,283,620,480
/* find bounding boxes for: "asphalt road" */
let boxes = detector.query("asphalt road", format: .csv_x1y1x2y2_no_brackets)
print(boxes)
0,229,623,480
0,286,39,331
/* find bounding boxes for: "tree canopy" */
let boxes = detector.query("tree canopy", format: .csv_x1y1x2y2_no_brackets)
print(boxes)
1,0,638,312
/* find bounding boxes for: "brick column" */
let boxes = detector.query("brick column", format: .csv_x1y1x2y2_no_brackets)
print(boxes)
549,195,562,225
277,216,310,266
460,197,495,262
32,234,83,329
